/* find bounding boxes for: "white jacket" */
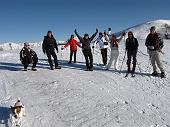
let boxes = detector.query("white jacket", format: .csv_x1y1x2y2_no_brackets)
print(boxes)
94,36,109,49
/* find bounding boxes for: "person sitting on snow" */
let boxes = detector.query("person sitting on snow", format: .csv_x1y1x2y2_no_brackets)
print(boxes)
20,43,38,71
11,99,26,126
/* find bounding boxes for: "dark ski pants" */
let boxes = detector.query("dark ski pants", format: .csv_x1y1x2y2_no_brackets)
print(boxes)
127,50,137,73
70,50,77,63
83,49,93,69
46,51,58,68
22,57,38,69
101,48,107,65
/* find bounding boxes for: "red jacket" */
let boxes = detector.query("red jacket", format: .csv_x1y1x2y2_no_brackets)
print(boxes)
64,39,81,51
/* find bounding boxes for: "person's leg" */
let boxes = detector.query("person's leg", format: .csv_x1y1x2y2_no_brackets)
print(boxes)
74,50,77,63
101,49,105,65
51,51,59,67
83,50,90,70
114,50,119,70
23,57,29,70
104,48,108,65
126,51,132,73
32,56,38,69
149,51,157,73
89,51,93,70
155,51,164,72
46,52,53,69
132,51,137,73
106,50,114,70
69,50,73,63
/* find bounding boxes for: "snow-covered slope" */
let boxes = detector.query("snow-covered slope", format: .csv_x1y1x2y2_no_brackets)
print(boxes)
0,20,170,127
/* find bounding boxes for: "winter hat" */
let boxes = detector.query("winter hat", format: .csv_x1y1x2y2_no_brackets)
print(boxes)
150,26,156,31
84,34,89,37
47,31,52,34
71,34,74,38
24,42,29,46
99,32,103,36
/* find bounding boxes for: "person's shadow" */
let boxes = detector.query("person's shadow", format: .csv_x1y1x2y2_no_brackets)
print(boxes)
0,107,11,127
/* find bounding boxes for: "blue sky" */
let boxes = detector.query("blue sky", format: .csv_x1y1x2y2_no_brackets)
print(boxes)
0,0,170,42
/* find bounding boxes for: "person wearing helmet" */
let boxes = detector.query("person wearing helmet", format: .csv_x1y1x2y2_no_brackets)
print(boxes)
75,29,98,71
11,99,26,126
62,34,81,64
42,31,61,70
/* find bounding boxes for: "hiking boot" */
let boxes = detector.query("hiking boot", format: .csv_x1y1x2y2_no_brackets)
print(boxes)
89,68,93,71
152,71,158,76
161,72,165,78
32,68,37,71
55,66,61,69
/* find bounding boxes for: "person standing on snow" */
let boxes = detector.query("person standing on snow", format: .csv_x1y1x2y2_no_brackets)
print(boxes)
125,31,139,76
106,32,125,70
93,32,109,65
75,29,98,71
42,31,61,70
145,26,165,78
20,43,38,71
62,34,81,64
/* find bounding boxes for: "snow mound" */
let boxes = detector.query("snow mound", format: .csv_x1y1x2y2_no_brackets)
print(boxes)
120,20,170,39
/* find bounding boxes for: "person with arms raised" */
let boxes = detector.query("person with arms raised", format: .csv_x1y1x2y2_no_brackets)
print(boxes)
75,29,98,71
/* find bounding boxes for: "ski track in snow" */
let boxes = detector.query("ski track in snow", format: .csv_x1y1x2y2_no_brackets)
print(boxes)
0,39,170,127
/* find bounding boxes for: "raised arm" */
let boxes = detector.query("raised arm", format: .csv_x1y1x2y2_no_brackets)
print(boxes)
90,29,98,42
74,29,83,42
117,33,124,43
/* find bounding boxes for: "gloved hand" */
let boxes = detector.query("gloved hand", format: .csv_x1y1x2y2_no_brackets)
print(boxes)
74,29,77,34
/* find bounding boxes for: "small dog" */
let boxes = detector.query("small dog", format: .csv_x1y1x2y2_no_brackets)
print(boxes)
10,99,26,126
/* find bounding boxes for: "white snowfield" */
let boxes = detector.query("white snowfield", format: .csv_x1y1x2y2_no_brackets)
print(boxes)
0,20,170,127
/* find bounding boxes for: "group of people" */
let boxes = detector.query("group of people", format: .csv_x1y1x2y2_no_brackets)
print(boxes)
19,26,166,78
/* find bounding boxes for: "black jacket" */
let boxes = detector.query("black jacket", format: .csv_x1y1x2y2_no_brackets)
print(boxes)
75,31,98,50
42,36,58,53
126,38,139,51
20,47,38,63
145,33,163,51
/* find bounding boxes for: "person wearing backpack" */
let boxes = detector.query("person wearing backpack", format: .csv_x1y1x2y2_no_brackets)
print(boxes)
75,29,98,71
106,32,125,70
42,31,61,70
145,26,165,78
93,32,109,65
62,34,81,64
125,31,139,76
